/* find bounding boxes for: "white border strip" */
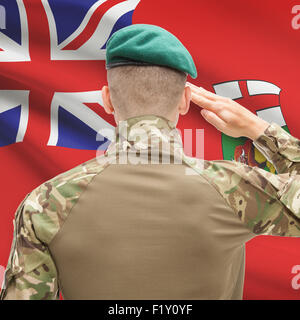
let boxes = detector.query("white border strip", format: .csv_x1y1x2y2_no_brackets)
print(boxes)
0,90,30,142
47,90,113,146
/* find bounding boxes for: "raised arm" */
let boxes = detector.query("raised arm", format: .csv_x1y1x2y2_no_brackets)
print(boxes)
253,122,300,175
187,82,300,237
199,159,300,237
187,82,300,175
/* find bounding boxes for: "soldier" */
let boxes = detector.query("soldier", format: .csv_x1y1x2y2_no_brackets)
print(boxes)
1,24,300,300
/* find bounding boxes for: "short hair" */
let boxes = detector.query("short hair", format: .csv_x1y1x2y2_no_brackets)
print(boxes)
107,65,187,119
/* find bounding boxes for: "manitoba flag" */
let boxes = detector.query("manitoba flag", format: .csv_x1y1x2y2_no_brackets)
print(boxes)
0,0,300,299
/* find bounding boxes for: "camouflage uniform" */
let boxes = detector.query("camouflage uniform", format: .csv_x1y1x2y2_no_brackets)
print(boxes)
1,115,300,300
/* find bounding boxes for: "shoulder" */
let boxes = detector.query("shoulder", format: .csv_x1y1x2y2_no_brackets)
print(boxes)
201,158,285,192
183,155,248,179
21,155,110,245
183,156,279,206
182,156,247,192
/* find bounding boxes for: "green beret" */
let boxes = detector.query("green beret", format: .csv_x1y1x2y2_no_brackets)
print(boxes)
105,24,197,79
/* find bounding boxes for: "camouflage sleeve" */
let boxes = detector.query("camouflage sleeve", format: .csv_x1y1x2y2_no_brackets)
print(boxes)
200,160,300,237
253,122,300,175
0,192,59,300
0,156,109,300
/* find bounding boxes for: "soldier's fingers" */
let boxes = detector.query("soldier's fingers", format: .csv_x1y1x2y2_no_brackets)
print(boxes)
201,109,227,131
187,83,216,101
191,92,221,112
187,82,227,102
186,82,199,91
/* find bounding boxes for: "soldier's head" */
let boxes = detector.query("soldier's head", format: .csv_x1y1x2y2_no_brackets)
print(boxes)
101,24,197,124
102,65,190,124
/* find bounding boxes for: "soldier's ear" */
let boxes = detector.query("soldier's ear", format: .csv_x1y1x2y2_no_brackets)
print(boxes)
178,85,191,116
101,86,115,114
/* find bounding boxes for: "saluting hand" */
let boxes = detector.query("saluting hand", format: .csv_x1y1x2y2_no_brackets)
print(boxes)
187,82,270,141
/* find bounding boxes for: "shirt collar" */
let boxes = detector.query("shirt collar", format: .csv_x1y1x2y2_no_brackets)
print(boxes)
105,114,183,156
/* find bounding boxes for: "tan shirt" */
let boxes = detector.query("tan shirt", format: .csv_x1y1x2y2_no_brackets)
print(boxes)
1,115,300,300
